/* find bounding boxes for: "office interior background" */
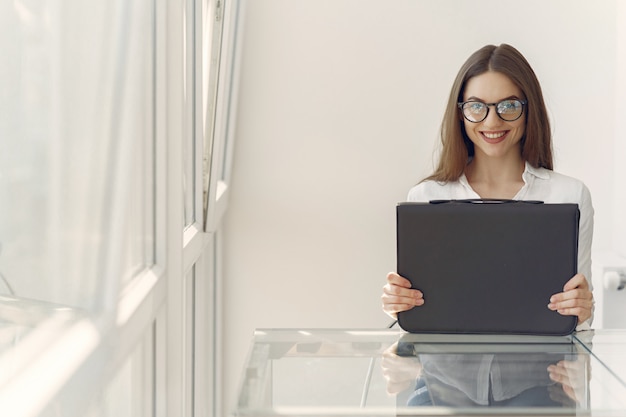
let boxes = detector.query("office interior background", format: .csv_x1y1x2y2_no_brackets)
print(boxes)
1,0,625,416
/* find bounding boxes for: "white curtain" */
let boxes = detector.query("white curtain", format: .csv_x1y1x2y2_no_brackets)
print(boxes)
0,0,155,313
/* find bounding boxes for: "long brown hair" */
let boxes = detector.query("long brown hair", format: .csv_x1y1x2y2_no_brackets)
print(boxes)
425,44,553,182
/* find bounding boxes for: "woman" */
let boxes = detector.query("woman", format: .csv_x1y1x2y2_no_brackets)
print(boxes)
382,44,594,329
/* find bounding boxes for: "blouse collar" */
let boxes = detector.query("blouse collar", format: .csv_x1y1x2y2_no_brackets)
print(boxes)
523,161,551,181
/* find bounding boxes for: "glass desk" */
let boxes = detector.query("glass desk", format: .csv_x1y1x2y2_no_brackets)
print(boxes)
234,329,626,417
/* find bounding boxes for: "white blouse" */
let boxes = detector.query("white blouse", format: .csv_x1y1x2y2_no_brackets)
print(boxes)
406,162,594,330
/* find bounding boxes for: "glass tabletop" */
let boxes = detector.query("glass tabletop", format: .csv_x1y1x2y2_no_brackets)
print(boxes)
576,330,626,388
234,329,626,416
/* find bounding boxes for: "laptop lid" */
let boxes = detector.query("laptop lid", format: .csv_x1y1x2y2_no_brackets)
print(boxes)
396,200,579,335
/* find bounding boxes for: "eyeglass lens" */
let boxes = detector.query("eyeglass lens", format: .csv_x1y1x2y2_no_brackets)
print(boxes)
461,100,524,122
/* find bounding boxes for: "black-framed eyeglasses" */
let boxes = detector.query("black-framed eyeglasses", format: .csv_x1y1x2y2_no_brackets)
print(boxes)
457,99,527,123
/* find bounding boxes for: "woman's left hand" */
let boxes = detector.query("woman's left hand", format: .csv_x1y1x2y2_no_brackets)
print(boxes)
548,273,594,324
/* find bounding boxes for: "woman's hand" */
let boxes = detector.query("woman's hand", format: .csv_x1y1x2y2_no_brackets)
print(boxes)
548,273,594,324
382,272,424,319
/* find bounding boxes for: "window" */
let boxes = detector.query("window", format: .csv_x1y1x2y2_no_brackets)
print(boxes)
0,0,241,416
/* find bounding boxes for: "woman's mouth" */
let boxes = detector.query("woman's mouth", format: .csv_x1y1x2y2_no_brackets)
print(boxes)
481,131,508,143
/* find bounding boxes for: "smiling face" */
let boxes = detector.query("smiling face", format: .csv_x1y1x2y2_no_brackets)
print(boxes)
462,71,526,162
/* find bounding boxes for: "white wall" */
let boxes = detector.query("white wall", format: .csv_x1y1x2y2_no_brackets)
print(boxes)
615,1,626,258
223,0,620,410
592,0,626,331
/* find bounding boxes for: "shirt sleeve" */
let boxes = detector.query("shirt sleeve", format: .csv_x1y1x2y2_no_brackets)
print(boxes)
575,183,594,330
406,182,431,202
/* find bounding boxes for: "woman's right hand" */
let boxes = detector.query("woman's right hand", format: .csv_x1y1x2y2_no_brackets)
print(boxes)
382,272,424,319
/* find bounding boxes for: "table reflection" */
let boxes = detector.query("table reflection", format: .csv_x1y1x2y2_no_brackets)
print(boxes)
386,334,588,412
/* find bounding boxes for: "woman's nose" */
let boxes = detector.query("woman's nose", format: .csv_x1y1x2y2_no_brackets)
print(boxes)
483,104,503,125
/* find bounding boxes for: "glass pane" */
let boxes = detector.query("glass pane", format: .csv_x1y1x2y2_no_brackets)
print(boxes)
236,330,626,416
577,330,626,387
119,0,157,286
87,324,155,417
186,265,197,415
202,0,225,223
0,0,156,311
184,0,198,228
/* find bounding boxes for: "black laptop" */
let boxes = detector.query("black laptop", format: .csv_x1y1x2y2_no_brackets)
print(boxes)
396,200,579,335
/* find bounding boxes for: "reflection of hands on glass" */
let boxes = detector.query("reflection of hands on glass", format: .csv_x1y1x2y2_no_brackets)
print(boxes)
547,353,588,406
382,272,424,319
381,342,422,395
